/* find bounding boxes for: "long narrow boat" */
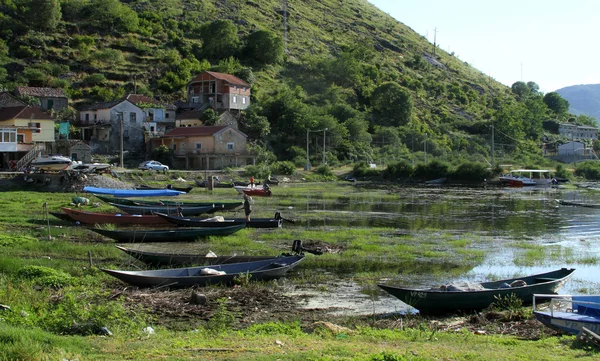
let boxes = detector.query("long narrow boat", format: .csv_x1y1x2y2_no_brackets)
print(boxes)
533,294,600,335
101,254,304,288
156,212,283,229
135,184,194,193
115,245,278,266
95,195,243,211
109,203,215,216
83,186,185,197
555,199,600,209
89,224,246,242
58,207,171,226
378,268,575,314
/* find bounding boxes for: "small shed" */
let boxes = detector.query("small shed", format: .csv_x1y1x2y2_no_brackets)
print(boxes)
70,142,92,163
558,141,586,156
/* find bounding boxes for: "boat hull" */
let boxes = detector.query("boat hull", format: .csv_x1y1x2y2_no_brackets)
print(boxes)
156,212,283,229
109,203,215,216
101,255,304,287
116,246,278,267
83,186,185,197
90,224,245,242
60,207,171,226
378,268,575,314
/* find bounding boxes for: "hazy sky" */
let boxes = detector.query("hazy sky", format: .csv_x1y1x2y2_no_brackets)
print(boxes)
368,0,600,93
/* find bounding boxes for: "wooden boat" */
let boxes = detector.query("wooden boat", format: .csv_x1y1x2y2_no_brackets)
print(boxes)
83,186,185,197
242,188,272,197
89,224,246,242
155,212,284,229
101,254,305,288
555,199,600,209
533,294,600,335
115,245,278,266
135,184,194,193
378,268,575,314
95,195,243,211
195,179,235,188
31,155,72,171
234,185,265,194
58,207,171,226
109,203,215,216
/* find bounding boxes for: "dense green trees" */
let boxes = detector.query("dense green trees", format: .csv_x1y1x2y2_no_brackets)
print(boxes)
543,92,570,116
370,82,413,127
245,30,284,65
25,0,61,31
200,20,239,60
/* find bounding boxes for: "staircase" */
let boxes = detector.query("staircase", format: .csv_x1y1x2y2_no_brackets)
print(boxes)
16,144,42,171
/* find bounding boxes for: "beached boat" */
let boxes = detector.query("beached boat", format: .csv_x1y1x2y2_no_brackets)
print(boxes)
194,179,235,188
115,245,279,267
89,223,246,242
533,294,600,335
156,212,284,229
499,170,553,187
70,162,111,174
83,186,185,197
94,195,242,212
57,207,171,226
234,185,265,194
135,184,194,193
30,155,72,171
555,199,600,208
242,188,272,197
109,203,215,216
101,254,305,288
378,268,575,314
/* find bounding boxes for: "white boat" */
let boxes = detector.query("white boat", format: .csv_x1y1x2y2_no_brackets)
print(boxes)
70,162,111,173
30,155,73,171
499,169,553,187
233,185,264,194
533,294,600,335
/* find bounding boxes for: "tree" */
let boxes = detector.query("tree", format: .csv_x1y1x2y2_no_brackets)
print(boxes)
511,81,530,101
370,82,413,126
25,0,61,31
245,30,284,65
527,81,540,95
200,108,220,125
200,20,239,60
543,92,570,116
89,0,139,33
240,107,270,139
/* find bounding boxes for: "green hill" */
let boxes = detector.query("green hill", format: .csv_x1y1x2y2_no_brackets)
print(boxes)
0,0,578,168
556,84,600,122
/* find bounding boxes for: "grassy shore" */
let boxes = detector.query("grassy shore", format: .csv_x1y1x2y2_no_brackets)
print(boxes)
0,176,598,360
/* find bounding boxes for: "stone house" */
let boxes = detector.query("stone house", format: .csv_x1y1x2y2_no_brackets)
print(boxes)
182,71,251,113
558,123,598,141
14,87,69,112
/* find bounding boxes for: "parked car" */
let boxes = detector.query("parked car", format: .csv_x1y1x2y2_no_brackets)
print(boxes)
138,160,168,172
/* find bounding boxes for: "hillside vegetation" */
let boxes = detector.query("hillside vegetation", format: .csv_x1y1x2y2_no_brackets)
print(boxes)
0,0,591,169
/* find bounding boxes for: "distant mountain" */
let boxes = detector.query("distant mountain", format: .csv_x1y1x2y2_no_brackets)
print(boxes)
556,84,600,122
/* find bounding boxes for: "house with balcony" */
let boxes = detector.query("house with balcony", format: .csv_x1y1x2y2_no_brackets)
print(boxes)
149,125,253,169
0,105,54,169
76,94,176,154
14,87,69,112
558,123,598,141
182,71,251,113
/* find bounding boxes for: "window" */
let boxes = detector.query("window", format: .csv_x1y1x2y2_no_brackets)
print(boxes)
9,132,15,142
116,112,124,122
130,113,137,123
150,126,155,132
227,142,234,151
47,99,54,110
166,113,169,118
233,85,237,91
123,130,129,138
94,114,97,120
243,87,246,92
233,96,237,104
85,114,89,121
242,97,246,105
17,134,24,143
195,143,202,150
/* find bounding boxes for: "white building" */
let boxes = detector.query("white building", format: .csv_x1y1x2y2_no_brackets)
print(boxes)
558,123,598,141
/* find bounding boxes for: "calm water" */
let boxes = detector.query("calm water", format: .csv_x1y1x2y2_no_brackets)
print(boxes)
271,184,600,310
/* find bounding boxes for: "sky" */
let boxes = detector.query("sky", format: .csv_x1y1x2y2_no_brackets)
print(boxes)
368,0,600,93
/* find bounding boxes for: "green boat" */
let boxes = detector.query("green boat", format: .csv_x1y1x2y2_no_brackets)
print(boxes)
89,224,245,242
378,268,575,314
95,195,242,211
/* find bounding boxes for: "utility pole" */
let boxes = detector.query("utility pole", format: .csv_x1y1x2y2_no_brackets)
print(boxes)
424,133,428,164
322,128,327,165
491,125,495,169
432,27,437,56
119,115,124,169
305,128,310,170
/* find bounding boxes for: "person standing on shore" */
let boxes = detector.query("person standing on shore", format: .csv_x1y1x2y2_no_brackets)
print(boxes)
249,176,255,188
244,194,252,221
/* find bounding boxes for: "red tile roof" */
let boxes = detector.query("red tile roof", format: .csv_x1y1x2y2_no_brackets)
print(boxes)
177,109,203,120
189,71,250,87
0,106,52,121
15,87,66,98
162,126,228,137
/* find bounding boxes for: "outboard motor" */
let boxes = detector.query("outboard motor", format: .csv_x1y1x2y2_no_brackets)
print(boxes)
274,211,281,220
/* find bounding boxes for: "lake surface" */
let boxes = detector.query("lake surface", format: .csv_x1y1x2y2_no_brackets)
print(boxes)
273,183,600,314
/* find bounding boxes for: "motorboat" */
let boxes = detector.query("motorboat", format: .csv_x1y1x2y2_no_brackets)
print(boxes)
499,169,553,187
30,155,73,171
533,294,600,335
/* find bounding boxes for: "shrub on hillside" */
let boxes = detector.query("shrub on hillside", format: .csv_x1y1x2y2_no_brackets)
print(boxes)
450,161,491,181
245,164,270,180
413,159,450,180
315,164,333,177
353,161,380,177
17,265,72,288
555,163,572,180
384,160,414,180
270,161,296,175
575,161,600,180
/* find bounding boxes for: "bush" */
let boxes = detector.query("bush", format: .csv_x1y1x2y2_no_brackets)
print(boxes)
353,161,380,177
575,161,600,180
413,159,450,180
17,265,72,288
245,164,270,180
555,163,572,180
450,161,491,182
315,164,333,177
270,161,296,176
384,160,414,180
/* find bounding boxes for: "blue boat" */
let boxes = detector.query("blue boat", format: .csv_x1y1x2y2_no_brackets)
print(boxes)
533,294,600,335
83,186,185,197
